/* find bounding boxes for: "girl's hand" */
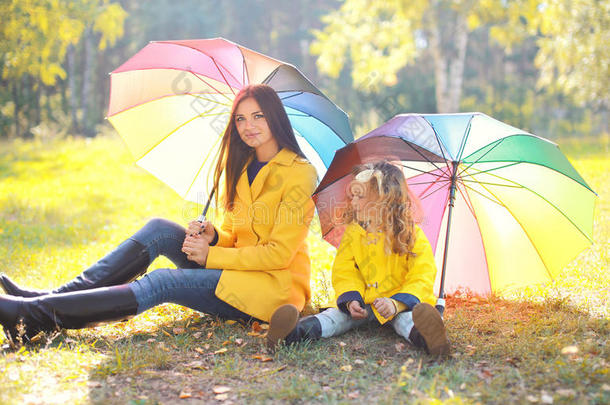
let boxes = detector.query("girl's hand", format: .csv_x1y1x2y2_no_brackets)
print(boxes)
373,297,396,319
186,220,216,244
347,301,368,320
181,235,209,266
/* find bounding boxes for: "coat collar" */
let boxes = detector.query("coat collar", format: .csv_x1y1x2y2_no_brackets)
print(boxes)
235,148,300,203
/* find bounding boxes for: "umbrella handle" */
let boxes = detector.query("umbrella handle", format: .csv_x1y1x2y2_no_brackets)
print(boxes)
196,188,216,232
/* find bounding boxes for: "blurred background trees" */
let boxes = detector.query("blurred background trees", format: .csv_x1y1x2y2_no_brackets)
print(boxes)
0,0,608,139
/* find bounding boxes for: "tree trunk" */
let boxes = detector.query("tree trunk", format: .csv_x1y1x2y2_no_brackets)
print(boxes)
81,27,94,136
67,44,79,133
12,81,20,138
427,7,469,113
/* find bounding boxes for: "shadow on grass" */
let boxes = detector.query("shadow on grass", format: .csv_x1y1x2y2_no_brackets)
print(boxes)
10,296,592,403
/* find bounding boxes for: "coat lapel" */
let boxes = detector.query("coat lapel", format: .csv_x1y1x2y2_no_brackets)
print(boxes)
235,168,252,206
250,148,297,201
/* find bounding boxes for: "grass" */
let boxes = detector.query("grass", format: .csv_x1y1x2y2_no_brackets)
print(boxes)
0,131,608,404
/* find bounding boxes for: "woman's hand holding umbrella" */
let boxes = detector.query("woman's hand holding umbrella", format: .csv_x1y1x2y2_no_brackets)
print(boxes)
182,234,210,266
186,220,216,243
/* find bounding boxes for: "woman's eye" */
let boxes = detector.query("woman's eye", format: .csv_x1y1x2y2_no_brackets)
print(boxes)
254,113,265,119
235,116,244,122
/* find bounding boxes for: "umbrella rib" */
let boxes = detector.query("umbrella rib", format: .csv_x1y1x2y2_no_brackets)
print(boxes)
136,103,227,160
455,115,475,162
155,41,244,93
417,178,451,201
396,139,447,173
458,137,507,178
396,163,449,179
458,162,520,179
467,167,595,244
211,58,237,96
462,180,556,281
188,70,235,103
184,133,225,200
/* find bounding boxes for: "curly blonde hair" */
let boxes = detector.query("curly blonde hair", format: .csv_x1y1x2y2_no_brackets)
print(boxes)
344,161,416,256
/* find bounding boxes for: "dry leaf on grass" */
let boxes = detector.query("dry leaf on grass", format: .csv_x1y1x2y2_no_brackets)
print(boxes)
214,348,228,355
173,327,185,335
179,391,192,399
340,365,352,372
252,354,273,362
395,342,405,352
348,391,360,399
213,386,231,394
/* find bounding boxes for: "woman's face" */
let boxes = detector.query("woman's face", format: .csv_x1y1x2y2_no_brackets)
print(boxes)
234,97,278,160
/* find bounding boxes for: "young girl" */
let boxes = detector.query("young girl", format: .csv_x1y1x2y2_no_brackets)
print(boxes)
267,161,450,356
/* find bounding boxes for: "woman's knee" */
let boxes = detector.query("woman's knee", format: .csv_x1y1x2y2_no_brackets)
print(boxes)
144,218,184,234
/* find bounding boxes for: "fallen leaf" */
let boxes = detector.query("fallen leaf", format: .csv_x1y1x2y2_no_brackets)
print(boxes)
560,346,579,355
602,384,610,391
465,345,476,356
251,321,263,332
162,329,172,337
377,359,387,366
206,332,213,339
235,338,244,345
540,392,553,404
204,344,210,350
260,324,269,330
395,342,405,352
214,348,228,355
354,359,365,365
215,393,229,401
194,347,205,354
526,395,538,403
186,361,207,370
225,320,237,325
222,340,232,346
556,389,576,397
247,331,262,337
173,327,185,335
340,365,352,372
193,332,202,339
179,391,192,399
252,354,273,362
146,338,156,343
339,341,347,347
213,386,231,394
347,391,359,399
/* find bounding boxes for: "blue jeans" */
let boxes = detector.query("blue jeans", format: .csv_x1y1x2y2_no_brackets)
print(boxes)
315,306,416,343
126,218,254,322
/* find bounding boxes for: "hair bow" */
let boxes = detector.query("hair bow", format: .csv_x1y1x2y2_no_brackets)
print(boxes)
354,169,384,194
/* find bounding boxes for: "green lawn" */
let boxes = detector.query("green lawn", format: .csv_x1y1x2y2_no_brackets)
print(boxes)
0,132,608,404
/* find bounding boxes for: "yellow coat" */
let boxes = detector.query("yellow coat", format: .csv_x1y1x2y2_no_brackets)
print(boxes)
206,148,317,322
332,222,438,323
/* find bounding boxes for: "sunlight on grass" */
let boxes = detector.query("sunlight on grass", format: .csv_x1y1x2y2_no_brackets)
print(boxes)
0,132,608,404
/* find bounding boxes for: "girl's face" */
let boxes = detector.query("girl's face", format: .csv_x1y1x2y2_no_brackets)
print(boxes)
348,180,379,224
234,97,279,160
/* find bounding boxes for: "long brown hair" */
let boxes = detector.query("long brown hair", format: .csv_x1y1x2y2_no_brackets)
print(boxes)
344,161,416,256
212,84,306,210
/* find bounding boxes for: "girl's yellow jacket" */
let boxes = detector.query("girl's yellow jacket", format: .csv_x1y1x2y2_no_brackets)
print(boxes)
332,222,438,323
206,148,318,322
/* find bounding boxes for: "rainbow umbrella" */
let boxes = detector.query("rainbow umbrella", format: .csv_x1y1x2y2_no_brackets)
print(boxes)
313,113,596,298
107,38,352,205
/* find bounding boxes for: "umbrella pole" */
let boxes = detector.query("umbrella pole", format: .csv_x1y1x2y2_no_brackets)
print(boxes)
196,187,216,222
437,160,459,316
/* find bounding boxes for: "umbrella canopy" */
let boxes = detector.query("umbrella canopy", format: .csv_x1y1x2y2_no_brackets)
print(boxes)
107,38,352,204
313,113,596,297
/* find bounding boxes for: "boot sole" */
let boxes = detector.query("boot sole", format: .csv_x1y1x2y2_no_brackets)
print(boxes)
266,304,299,350
413,303,450,356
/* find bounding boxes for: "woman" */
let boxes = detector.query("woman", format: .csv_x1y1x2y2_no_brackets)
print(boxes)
0,84,318,346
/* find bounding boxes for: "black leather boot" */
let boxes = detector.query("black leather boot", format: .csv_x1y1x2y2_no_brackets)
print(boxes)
266,304,322,350
410,303,450,356
0,239,149,298
0,285,139,346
